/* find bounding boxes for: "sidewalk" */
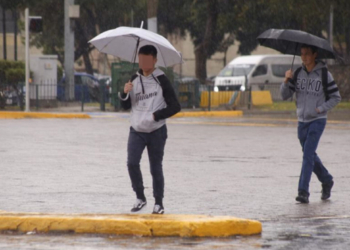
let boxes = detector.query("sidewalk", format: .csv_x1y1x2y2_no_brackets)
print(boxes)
0,108,243,119
0,111,90,119
2,104,349,121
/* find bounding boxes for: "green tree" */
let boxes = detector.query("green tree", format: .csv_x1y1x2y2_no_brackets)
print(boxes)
20,0,147,74
235,0,350,63
332,0,350,63
158,0,239,83
159,0,350,83
234,0,329,54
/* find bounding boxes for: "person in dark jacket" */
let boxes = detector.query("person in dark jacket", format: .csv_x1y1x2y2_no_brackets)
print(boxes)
281,44,341,204
120,45,181,214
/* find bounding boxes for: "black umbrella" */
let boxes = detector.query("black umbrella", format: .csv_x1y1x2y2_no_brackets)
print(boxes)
257,29,336,70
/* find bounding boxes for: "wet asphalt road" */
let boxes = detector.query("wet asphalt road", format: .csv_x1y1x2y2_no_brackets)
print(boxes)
1,113,350,249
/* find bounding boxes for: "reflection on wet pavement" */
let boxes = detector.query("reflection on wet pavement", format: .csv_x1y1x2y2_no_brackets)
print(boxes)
1,117,350,249
1,217,350,250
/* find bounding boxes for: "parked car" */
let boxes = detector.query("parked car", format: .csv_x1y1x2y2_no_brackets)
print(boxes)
57,73,105,102
94,73,112,95
0,84,25,109
214,54,302,92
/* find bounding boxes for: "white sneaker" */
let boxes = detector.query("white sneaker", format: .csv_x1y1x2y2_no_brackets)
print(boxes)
152,204,164,214
131,199,147,212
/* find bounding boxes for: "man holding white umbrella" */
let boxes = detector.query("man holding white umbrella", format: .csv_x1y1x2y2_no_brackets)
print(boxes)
89,25,183,214
120,45,181,214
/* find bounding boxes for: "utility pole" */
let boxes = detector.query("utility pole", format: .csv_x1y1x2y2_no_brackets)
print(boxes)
64,0,75,100
24,9,43,112
131,9,134,27
147,0,158,33
2,7,6,60
14,9,17,61
329,4,334,65
25,8,29,111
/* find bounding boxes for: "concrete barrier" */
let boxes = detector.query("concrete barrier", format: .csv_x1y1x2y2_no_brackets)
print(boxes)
0,213,262,237
251,91,273,105
199,90,273,107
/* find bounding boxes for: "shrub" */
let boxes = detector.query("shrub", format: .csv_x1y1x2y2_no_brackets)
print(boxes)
5,68,25,84
0,60,25,83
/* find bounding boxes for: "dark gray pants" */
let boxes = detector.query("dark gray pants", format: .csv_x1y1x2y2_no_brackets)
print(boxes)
127,125,167,200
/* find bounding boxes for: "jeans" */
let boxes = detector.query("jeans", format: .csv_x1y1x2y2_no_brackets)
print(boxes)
298,118,333,194
127,125,167,200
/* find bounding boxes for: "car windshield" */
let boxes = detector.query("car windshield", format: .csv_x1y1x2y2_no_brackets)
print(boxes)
218,64,254,77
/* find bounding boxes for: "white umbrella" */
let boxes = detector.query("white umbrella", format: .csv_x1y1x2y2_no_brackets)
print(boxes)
89,23,184,68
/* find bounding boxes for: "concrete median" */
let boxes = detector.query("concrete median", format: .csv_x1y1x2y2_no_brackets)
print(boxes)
0,212,261,237
0,112,90,119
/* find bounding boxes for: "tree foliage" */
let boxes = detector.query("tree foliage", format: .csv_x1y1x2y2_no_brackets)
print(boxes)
0,60,25,83
235,0,350,63
159,0,239,83
20,0,147,74
159,0,350,81
13,0,350,81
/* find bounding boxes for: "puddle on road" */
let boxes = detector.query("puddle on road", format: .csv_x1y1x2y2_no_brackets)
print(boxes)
0,232,263,250
1,217,350,249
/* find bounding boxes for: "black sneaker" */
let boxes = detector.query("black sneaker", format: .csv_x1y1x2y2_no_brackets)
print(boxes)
152,204,164,214
296,191,309,204
131,199,147,212
321,180,334,200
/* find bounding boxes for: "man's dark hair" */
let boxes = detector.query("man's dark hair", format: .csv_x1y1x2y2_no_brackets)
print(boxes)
301,44,318,54
138,45,157,58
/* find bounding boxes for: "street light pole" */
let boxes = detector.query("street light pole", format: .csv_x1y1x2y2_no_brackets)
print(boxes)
25,8,30,112
329,4,334,65
147,0,158,33
64,0,75,101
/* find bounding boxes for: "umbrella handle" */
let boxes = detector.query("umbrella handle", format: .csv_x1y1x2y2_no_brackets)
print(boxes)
287,54,296,85
288,45,298,84
291,54,295,72
130,37,141,75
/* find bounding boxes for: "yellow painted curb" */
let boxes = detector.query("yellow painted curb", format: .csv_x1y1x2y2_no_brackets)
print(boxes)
0,112,90,119
173,111,243,118
0,213,262,237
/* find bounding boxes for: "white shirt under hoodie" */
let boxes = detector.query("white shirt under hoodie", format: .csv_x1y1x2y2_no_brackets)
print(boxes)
120,68,181,133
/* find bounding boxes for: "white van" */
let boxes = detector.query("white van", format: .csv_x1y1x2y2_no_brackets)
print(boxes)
214,55,302,92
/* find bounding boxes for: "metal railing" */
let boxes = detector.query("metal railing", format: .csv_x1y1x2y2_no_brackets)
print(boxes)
175,79,201,109
0,83,25,110
175,81,294,111
175,81,252,111
0,81,292,112
0,82,109,111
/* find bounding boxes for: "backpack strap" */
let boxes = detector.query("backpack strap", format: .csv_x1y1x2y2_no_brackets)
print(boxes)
292,67,302,85
130,73,138,82
321,67,330,101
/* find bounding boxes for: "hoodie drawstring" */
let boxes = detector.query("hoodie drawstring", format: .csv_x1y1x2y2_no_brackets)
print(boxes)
151,74,161,85
139,75,145,94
